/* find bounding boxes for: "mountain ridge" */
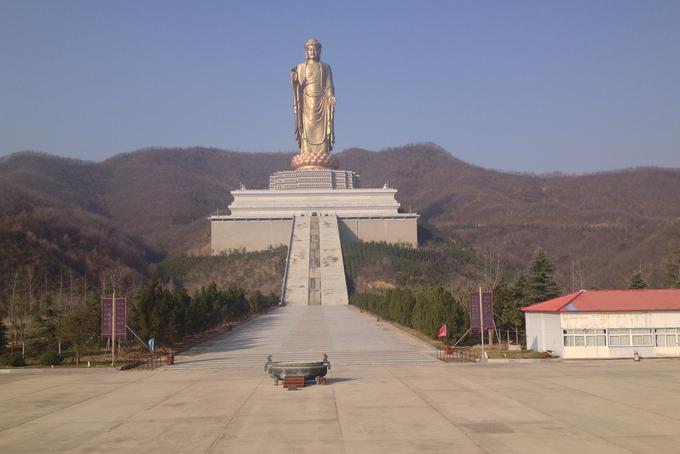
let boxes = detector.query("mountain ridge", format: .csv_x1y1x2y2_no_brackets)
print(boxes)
2,143,679,291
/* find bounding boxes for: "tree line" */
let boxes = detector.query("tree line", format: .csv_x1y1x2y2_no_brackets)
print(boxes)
349,248,562,343
351,287,469,342
3,241,680,364
348,244,680,345
131,280,277,345
342,240,475,291
0,279,278,367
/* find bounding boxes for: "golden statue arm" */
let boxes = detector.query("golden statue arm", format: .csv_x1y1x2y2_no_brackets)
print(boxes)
290,67,302,147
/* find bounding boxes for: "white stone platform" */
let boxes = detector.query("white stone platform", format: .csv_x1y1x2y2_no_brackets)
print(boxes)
226,187,402,217
209,186,419,255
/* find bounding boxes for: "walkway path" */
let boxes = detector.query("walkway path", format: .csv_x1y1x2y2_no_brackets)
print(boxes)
174,306,436,370
3,307,680,453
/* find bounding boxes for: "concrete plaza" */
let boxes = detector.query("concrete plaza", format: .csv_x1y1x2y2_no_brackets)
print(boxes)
1,306,680,453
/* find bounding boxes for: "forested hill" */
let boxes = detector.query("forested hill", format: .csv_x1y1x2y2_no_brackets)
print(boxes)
339,145,680,288
0,153,161,307
2,144,680,292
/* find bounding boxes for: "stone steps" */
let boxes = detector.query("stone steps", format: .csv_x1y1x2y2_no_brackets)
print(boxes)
282,215,310,306
318,214,349,305
282,213,348,306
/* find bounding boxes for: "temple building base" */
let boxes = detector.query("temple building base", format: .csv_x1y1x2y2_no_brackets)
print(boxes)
209,169,419,305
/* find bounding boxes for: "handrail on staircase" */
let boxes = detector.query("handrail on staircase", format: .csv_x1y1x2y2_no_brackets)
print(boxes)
280,215,296,305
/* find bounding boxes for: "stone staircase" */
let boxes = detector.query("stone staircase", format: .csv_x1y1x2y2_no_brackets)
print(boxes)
308,214,321,305
282,213,348,306
282,215,310,306
318,214,349,305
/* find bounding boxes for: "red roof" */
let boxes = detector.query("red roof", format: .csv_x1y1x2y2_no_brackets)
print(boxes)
522,289,680,313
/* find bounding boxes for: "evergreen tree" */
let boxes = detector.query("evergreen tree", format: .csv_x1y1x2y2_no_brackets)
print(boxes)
350,287,470,343
0,320,6,350
444,291,468,343
58,295,99,365
667,247,680,288
526,248,560,304
511,273,529,307
131,279,165,342
628,271,649,289
33,295,60,349
493,278,525,330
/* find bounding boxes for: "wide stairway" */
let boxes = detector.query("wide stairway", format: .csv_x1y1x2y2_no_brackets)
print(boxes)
282,215,311,306
318,214,349,305
283,213,348,306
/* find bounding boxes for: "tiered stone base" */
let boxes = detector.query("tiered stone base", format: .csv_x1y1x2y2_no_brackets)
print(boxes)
291,153,338,170
269,169,359,190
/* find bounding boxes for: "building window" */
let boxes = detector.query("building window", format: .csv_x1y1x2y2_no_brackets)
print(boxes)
563,329,606,347
564,328,680,348
585,329,607,346
655,328,680,347
608,329,630,346
607,328,654,347
631,328,653,346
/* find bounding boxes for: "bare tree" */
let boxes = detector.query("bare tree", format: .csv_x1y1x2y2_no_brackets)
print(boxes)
68,269,74,312
9,272,18,343
26,265,38,315
478,243,502,290
59,263,63,309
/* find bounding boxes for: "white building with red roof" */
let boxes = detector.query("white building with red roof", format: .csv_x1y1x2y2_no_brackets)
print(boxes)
522,289,680,359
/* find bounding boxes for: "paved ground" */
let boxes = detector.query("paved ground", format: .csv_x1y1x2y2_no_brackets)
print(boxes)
175,306,436,369
2,306,680,453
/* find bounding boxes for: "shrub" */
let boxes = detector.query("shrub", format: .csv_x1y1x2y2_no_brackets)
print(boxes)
0,352,26,367
39,351,63,366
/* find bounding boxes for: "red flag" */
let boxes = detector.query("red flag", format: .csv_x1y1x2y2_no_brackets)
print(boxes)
438,324,447,338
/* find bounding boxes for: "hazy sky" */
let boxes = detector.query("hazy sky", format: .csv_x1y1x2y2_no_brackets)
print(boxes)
1,0,679,172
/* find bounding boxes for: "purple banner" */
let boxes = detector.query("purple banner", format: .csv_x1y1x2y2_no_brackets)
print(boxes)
470,292,494,333
101,298,127,340
101,298,112,338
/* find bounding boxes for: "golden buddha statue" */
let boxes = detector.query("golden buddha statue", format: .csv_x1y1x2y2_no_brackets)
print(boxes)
290,38,338,170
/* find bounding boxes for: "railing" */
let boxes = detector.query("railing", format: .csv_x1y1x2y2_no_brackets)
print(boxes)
120,354,169,371
279,215,296,305
436,347,479,363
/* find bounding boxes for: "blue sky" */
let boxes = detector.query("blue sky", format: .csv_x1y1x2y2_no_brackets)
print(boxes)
1,0,679,172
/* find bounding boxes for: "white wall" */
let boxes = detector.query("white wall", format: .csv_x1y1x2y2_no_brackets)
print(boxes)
210,218,292,254
338,217,418,247
561,312,680,329
561,312,680,359
228,188,402,217
210,215,418,253
525,313,562,355
525,311,680,359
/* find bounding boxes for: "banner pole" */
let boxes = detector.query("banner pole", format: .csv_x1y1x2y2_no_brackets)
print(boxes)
479,286,486,363
111,290,116,367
